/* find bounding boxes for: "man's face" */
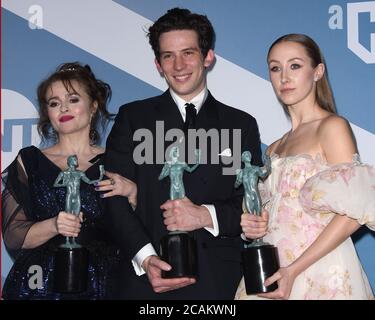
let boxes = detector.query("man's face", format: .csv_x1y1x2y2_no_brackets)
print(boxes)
155,29,214,101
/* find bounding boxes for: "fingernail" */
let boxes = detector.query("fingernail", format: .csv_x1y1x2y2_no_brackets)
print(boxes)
100,194,105,198
95,187,99,191
94,182,98,186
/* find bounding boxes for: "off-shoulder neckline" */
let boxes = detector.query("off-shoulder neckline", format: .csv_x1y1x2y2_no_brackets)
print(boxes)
269,152,361,166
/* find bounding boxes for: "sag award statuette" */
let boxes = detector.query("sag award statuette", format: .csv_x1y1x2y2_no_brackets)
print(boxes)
53,155,104,293
158,146,200,279
235,151,280,294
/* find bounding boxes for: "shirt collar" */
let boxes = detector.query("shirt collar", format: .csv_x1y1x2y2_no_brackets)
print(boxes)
169,87,208,121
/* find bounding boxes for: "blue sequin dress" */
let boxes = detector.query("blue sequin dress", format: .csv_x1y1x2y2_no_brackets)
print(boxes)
2,146,122,300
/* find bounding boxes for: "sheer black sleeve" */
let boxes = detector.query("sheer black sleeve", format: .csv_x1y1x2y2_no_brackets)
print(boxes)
2,156,35,259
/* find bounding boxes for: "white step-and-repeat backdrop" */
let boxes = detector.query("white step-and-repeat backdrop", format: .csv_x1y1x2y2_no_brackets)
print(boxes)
2,0,375,293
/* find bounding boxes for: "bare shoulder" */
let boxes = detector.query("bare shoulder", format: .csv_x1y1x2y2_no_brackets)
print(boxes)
318,114,355,147
266,140,279,156
266,138,282,156
266,131,290,156
318,114,357,164
318,114,352,136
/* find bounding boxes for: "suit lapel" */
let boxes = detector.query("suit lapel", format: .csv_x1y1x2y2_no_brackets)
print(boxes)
155,91,184,132
196,91,220,130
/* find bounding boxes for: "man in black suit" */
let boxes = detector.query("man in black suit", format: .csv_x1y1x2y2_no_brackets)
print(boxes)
105,8,262,299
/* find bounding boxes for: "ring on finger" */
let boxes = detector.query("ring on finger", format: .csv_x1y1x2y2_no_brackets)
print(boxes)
110,178,115,185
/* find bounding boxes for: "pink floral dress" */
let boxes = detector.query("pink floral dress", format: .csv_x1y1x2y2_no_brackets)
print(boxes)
235,153,375,300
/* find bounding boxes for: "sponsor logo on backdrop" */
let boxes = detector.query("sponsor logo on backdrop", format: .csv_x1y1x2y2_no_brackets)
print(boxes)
329,1,375,64
1,89,40,169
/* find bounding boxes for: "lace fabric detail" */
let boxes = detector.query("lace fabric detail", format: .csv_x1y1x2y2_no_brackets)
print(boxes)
235,152,374,300
270,152,362,167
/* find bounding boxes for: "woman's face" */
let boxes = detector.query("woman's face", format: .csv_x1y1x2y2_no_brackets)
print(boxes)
46,80,97,138
267,41,323,108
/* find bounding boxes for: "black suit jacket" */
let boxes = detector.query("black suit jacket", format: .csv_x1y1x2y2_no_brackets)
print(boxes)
104,90,262,299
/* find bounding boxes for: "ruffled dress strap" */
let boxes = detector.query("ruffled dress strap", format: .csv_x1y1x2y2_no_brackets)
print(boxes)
299,155,375,231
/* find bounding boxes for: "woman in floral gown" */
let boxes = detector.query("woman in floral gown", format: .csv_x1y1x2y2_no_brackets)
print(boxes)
235,34,374,300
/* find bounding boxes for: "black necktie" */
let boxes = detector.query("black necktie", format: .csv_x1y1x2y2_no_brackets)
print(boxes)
183,103,197,132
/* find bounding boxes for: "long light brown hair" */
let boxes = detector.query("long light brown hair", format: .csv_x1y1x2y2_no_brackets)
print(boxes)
267,34,337,115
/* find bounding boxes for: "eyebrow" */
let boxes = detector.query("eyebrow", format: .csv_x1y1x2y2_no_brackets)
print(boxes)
47,92,80,102
182,47,199,52
268,57,305,64
160,47,200,54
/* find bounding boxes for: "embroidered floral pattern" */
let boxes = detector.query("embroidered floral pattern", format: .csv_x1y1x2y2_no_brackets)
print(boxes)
236,154,374,300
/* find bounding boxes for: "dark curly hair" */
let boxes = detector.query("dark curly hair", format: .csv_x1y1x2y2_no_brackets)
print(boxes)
37,62,113,145
147,7,215,62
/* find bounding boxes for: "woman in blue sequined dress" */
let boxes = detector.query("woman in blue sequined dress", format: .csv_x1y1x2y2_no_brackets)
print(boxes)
1,62,137,299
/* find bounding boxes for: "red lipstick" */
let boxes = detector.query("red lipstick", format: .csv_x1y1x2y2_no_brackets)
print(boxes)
59,115,74,122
